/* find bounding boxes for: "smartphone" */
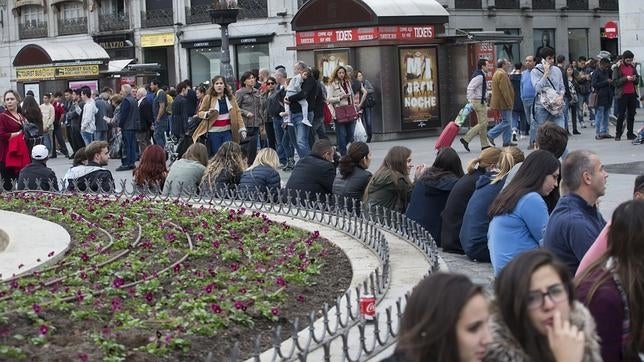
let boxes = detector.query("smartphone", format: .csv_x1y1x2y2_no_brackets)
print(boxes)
541,59,547,66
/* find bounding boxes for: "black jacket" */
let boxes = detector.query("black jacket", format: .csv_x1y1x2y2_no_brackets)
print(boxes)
171,95,188,136
239,165,281,200
185,88,198,117
510,73,523,112
332,167,372,202
66,161,114,192
17,161,59,191
285,154,336,201
287,76,318,114
119,95,141,131
139,97,154,132
591,67,614,108
440,168,485,254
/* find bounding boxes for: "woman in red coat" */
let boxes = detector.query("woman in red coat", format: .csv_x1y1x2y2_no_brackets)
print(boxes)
0,90,27,190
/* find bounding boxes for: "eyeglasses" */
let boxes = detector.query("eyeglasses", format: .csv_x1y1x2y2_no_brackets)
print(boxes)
267,82,275,85
527,283,568,310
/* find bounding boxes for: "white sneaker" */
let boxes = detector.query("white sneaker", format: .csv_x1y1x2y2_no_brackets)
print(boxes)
301,119,312,127
512,130,518,143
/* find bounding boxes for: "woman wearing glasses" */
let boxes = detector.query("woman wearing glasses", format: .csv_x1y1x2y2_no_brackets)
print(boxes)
486,249,601,362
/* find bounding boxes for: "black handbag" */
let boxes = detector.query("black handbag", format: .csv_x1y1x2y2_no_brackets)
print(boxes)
22,122,43,147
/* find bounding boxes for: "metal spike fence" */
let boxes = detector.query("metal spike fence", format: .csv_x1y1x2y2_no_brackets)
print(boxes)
1,177,440,361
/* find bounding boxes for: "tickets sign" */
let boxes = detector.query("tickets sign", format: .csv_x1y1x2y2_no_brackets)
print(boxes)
295,25,435,46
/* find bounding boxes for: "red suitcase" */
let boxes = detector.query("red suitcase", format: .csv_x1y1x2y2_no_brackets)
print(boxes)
434,121,460,150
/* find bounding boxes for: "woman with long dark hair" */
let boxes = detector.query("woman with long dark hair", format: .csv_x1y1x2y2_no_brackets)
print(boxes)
21,95,43,134
0,90,27,190
235,71,263,164
406,147,464,247
200,141,246,195
333,141,372,206
487,249,601,362
364,146,423,214
383,273,492,362
488,150,560,274
576,200,644,361
133,144,168,193
327,66,356,155
441,147,502,254
195,75,247,157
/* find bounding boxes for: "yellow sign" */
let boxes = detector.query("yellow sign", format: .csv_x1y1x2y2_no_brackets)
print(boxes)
141,32,175,48
16,67,56,81
16,64,100,81
56,64,100,78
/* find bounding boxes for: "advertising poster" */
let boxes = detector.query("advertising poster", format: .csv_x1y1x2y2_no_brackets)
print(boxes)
69,80,99,92
314,49,349,81
399,47,439,129
24,84,40,104
534,29,555,59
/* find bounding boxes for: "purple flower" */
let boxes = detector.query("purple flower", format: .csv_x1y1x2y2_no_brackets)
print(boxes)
234,300,244,310
145,292,154,303
164,232,176,242
173,264,181,273
80,253,90,263
210,303,222,313
276,276,287,287
112,277,125,288
39,324,49,335
296,295,305,303
10,280,19,289
78,353,89,362
271,307,280,316
201,220,209,228
211,240,220,249
76,291,85,303
229,263,239,272
195,233,204,241
32,304,42,314
111,297,122,312
204,284,215,294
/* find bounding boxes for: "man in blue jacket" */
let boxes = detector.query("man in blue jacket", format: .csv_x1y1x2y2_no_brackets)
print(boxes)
543,150,607,275
521,55,537,147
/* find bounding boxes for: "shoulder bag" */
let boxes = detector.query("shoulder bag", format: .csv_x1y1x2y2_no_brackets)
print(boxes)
334,82,360,124
535,68,564,116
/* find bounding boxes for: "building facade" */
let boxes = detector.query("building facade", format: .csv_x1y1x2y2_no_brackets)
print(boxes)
0,0,305,94
618,0,642,61
437,0,619,63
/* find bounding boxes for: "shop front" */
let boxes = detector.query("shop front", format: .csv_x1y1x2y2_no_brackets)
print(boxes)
291,0,521,140
12,42,109,102
182,34,275,87
141,32,176,87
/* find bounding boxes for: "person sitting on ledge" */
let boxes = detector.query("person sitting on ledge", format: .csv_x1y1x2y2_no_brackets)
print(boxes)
65,141,114,193
17,144,59,191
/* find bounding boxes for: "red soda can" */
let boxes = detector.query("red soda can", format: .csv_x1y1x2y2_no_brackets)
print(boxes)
359,294,376,321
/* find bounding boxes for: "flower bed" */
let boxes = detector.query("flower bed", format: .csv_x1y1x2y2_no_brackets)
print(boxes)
0,193,352,361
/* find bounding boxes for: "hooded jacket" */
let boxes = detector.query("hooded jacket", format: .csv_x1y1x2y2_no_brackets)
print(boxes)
64,162,114,192
484,301,602,362
406,173,460,247
365,169,412,214
460,172,506,262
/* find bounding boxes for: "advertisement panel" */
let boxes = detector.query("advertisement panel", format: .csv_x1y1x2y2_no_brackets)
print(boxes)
314,49,350,80
295,25,435,46
141,32,175,48
399,47,440,129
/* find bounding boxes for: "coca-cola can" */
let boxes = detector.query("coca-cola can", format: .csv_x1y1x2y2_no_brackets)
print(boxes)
359,294,376,321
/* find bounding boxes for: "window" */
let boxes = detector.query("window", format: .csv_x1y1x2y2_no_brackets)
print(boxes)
101,0,126,16
598,0,617,10
495,0,519,9
455,0,482,9
534,29,555,58
568,29,588,61
190,47,223,87
496,29,520,63
62,2,83,19
59,2,86,35
567,0,588,10
532,0,555,9
236,43,270,75
21,5,44,26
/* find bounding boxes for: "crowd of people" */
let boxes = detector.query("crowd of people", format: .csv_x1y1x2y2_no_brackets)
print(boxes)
1,55,643,362
459,49,644,154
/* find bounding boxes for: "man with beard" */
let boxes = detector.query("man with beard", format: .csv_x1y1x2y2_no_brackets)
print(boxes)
65,141,114,192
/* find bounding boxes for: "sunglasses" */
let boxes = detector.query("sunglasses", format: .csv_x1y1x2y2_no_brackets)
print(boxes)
267,82,275,85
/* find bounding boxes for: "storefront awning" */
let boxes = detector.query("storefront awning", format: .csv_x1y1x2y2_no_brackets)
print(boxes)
12,0,46,15
292,0,449,31
13,42,110,67
107,59,135,72
50,0,86,9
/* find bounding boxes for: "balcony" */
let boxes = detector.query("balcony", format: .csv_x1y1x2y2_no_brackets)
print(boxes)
142,8,174,28
598,0,617,10
455,0,482,8
98,12,130,32
58,17,87,36
567,0,588,10
19,21,48,39
532,0,555,9
186,4,210,24
495,0,519,8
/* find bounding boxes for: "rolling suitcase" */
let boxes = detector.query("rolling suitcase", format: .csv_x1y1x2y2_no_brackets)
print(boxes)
434,121,460,150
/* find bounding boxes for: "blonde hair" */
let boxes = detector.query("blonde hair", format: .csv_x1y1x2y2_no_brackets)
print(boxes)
465,147,502,174
249,148,279,171
202,142,245,188
183,143,209,167
491,146,525,184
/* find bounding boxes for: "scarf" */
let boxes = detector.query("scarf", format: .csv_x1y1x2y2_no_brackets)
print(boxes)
471,69,487,104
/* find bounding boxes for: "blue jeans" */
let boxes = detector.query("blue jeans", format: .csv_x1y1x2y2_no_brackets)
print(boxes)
595,106,609,135
290,112,311,158
94,130,108,142
511,110,525,132
534,105,565,129
122,129,138,167
272,116,288,164
153,115,169,146
335,120,356,155
523,98,536,145
362,107,373,140
487,109,512,145
207,130,232,157
82,131,94,146
43,132,52,155
577,93,595,122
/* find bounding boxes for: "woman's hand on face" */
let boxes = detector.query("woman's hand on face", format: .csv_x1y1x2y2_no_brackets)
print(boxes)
547,310,585,362
413,164,426,180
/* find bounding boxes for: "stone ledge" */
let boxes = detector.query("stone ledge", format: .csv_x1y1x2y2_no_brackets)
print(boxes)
0,210,71,281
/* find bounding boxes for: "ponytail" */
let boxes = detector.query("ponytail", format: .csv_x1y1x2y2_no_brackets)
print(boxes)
491,146,525,184
466,147,502,175
466,157,482,174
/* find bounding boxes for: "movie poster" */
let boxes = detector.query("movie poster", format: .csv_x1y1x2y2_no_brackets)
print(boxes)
399,47,439,129
314,49,350,82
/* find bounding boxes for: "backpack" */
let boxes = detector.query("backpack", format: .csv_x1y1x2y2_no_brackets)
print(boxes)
23,122,43,148
157,90,174,114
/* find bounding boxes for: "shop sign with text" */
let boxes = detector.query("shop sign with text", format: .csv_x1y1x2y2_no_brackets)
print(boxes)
399,47,440,129
141,32,175,48
17,64,100,81
295,25,435,46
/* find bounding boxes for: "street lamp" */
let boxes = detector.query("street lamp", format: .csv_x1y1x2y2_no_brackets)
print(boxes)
209,0,239,88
